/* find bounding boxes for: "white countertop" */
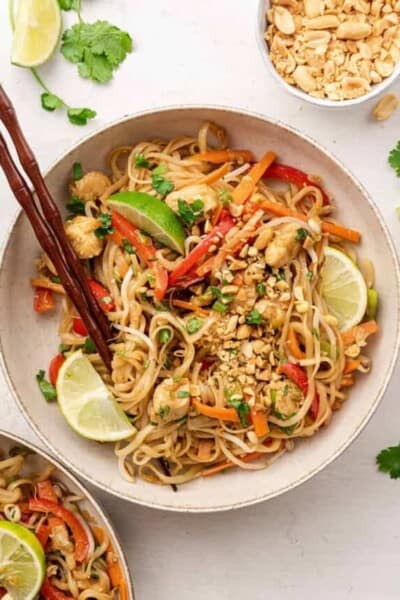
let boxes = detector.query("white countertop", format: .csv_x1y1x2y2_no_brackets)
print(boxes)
1,1,400,598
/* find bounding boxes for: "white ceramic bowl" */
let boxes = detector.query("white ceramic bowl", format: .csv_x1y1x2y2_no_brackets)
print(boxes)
0,106,399,512
0,429,134,597
256,0,400,108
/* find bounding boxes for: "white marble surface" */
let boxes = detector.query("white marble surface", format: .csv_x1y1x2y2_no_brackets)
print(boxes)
1,1,400,598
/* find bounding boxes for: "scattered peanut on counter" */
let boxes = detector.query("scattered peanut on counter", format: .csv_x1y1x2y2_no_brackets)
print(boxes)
373,91,399,119
265,0,400,101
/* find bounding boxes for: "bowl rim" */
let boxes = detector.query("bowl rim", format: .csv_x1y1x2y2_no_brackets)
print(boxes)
1,103,399,512
0,428,135,597
255,0,400,108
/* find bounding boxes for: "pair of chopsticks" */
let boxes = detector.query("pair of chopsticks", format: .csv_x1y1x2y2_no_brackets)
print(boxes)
0,86,113,370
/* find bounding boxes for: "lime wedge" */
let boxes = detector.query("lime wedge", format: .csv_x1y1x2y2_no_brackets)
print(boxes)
11,0,62,67
108,192,186,254
320,246,367,331
56,351,135,442
0,520,45,600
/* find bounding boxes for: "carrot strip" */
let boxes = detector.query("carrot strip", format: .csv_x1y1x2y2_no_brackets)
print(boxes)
251,409,270,437
202,452,263,477
197,439,213,460
344,358,361,374
341,320,378,346
183,163,231,187
91,526,127,600
232,151,276,205
211,203,224,226
189,149,254,164
260,199,361,243
172,299,209,317
287,327,306,359
30,278,65,294
193,399,239,422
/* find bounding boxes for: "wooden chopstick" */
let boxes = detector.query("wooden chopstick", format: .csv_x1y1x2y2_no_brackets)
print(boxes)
0,86,112,344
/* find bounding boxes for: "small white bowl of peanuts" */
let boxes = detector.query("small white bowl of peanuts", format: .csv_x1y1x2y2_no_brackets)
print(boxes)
256,0,400,108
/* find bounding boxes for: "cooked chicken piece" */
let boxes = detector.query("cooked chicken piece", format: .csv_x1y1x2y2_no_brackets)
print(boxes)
271,380,303,418
165,184,218,215
65,216,104,259
70,171,111,203
264,223,301,268
151,378,191,424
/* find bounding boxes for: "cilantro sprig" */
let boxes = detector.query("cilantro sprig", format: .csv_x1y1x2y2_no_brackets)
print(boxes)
94,213,114,239
376,443,400,479
389,142,400,177
36,370,57,403
177,199,204,227
151,165,174,196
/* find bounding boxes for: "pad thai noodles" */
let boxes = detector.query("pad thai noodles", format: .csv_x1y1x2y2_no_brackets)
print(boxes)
0,445,127,598
32,121,378,487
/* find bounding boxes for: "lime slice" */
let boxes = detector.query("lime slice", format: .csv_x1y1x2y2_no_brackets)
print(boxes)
108,192,186,254
11,0,62,67
320,246,367,331
56,351,135,442
0,520,45,600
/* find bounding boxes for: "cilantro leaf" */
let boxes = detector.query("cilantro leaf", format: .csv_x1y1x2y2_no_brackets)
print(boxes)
389,141,400,177
58,0,80,10
61,21,133,84
84,337,96,354
73,162,83,181
122,239,134,254
177,199,204,227
41,92,63,112
135,154,150,168
151,165,174,196
66,195,85,216
94,212,114,238
376,443,400,479
36,370,57,402
246,309,263,325
295,227,308,242
212,300,229,313
67,107,97,126
227,396,250,428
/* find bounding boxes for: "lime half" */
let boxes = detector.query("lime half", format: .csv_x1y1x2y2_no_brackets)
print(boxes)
0,520,45,600
56,351,135,442
11,0,62,67
108,192,186,254
320,246,367,331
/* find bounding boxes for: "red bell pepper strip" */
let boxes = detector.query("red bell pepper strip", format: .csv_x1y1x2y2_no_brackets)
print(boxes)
37,479,59,503
35,523,51,549
280,361,320,420
264,163,330,206
29,498,89,562
72,316,88,336
110,210,168,301
87,279,115,312
168,211,235,287
40,579,71,600
48,354,65,387
33,287,55,313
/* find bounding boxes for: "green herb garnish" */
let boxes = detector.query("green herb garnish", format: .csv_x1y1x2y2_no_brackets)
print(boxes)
295,228,308,242
306,271,313,280
376,443,400,479
59,344,71,354
158,405,170,421
256,283,266,296
151,165,174,196
94,213,114,239
66,195,85,216
51,276,62,284
122,239,134,255
246,309,262,325
389,142,400,177
177,199,204,227
134,154,150,169
159,329,172,344
36,370,57,402
225,390,249,428
84,337,96,354
212,300,229,313
217,189,233,206
186,317,202,334
177,390,190,398
72,161,83,181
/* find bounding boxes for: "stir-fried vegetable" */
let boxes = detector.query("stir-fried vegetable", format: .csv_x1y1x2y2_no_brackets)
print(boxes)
264,163,330,205
33,287,55,313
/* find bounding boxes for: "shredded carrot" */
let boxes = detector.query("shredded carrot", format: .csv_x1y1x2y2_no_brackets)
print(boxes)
189,149,254,164
183,163,231,187
193,399,239,422
232,151,276,204
92,526,106,545
91,526,127,600
172,299,209,317
211,203,224,226
287,327,306,359
341,320,378,346
344,358,361,374
197,439,213,461
340,375,355,388
232,272,244,287
202,451,263,477
251,409,270,437
260,199,361,243
30,278,65,294
116,254,130,278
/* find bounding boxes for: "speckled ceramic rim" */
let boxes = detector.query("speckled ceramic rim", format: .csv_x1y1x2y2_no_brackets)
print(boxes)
0,428,135,596
255,0,400,108
0,104,399,512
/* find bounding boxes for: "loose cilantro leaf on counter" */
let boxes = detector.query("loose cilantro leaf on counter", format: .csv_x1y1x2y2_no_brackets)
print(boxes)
66,195,85,216
376,443,400,479
61,21,133,83
177,199,204,227
41,92,63,112
389,141,400,177
67,107,97,126
58,0,80,10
